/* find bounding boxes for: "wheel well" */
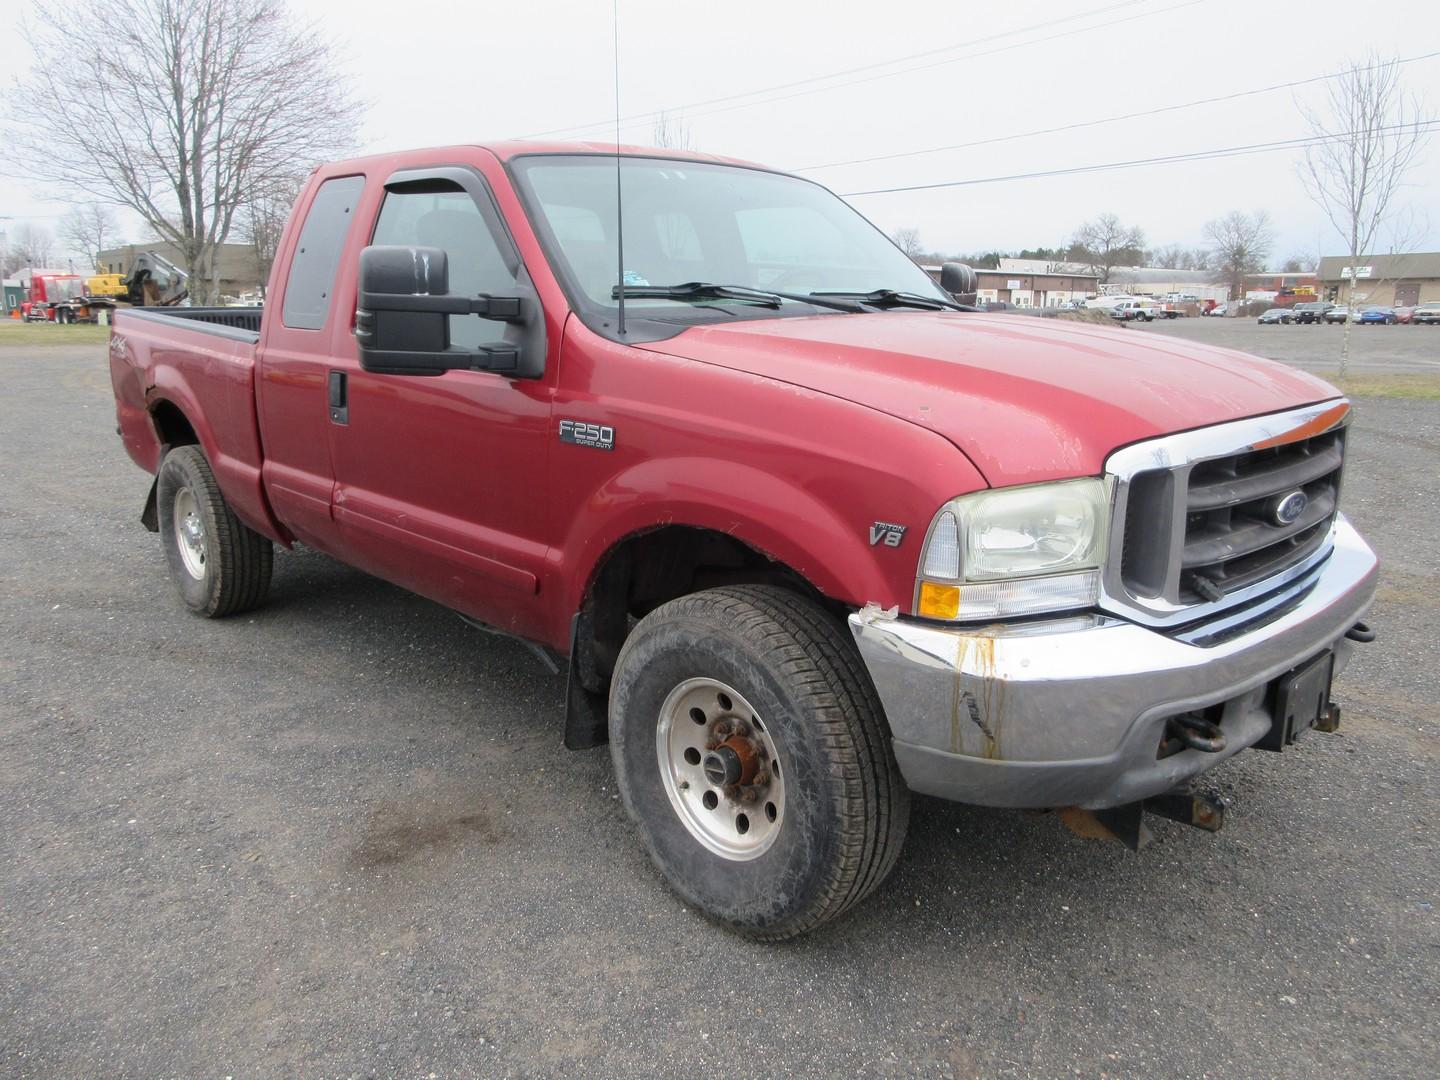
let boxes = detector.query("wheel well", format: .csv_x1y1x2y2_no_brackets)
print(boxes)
150,400,198,448
571,526,841,696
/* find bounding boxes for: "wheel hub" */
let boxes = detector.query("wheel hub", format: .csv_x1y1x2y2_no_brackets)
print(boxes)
172,486,208,580
656,678,786,861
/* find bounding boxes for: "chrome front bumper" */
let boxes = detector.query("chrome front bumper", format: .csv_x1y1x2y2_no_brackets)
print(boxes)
848,516,1378,810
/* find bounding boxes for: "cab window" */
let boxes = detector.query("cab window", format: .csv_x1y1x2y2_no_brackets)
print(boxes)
371,184,518,348
283,175,365,330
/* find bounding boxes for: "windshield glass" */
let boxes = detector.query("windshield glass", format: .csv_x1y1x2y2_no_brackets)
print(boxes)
45,277,84,302
511,155,947,324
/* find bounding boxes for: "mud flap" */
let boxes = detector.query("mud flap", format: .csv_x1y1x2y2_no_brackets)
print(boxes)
140,476,160,532
564,613,610,749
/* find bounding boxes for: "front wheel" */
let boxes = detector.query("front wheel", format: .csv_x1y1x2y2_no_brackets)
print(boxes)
156,445,273,617
609,586,909,939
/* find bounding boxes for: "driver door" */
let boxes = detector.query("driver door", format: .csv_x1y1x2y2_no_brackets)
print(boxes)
325,167,554,640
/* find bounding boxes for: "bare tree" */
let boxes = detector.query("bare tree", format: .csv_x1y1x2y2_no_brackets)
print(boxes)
1298,53,1432,374
652,110,693,150
1,223,57,274
1279,253,1317,274
4,0,360,304
1205,210,1274,302
891,227,922,260
59,204,121,272
1179,247,1211,273
236,175,305,299
1069,214,1145,284
1149,243,1186,269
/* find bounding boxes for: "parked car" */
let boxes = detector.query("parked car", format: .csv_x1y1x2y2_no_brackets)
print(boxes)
1207,302,1229,318
1393,306,1416,324
1412,303,1440,325
978,301,1019,312
1257,307,1293,325
1357,306,1397,325
1290,302,1333,324
1110,298,1159,321
106,141,1379,939
1323,305,1351,324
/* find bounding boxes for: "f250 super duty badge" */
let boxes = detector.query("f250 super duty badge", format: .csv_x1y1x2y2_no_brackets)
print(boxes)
869,522,907,547
558,419,615,451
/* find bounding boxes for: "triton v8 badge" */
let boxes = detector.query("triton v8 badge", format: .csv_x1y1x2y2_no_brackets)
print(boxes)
559,419,615,450
869,522,907,547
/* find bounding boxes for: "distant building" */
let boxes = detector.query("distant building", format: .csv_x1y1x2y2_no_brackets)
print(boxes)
95,241,264,300
923,265,1099,307
995,257,1093,276
3,279,23,315
1316,252,1440,306
1243,272,1319,297
1105,267,1226,302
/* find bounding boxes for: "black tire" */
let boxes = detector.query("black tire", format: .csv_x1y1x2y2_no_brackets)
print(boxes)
156,445,273,617
609,585,909,939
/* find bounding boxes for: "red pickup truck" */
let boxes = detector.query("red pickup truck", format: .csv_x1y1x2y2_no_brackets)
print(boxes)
109,142,1378,938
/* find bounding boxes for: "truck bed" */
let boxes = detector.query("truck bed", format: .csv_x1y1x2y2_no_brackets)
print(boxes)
109,305,281,544
122,306,264,341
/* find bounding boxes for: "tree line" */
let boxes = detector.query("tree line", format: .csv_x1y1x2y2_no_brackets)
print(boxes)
894,208,1312,296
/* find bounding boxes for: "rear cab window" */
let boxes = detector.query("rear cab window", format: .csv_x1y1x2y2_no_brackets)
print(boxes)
282,175,366,330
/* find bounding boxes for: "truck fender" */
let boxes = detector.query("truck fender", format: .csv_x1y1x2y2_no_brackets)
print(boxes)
143,376,290,547
560,457,904,627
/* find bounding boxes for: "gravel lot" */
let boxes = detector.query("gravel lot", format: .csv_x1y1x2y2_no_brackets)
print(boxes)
1,331,1436,1078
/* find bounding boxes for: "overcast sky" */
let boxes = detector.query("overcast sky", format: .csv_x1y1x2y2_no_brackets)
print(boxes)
3,0,1437,265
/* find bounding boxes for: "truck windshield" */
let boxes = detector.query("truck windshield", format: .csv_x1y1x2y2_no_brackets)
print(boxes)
45,277,84,302
510,155,948,328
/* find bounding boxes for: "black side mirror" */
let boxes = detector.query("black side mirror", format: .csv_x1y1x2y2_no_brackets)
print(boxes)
355,245,526,376
940,261,978,299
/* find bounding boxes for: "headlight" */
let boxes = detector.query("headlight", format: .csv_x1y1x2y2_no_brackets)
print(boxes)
915,478,1109,620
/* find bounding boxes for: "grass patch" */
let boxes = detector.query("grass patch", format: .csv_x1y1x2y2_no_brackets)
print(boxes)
1335,374,1440,401
0,322,110,348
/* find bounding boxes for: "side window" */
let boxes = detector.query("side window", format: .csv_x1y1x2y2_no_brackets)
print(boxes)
282,175,364,330
371,185,518,348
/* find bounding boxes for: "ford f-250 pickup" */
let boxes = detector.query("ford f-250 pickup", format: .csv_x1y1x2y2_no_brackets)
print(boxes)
109,142,1378,939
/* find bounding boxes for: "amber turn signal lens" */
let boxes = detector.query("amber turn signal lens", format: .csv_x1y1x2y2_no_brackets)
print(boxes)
917,581,961,619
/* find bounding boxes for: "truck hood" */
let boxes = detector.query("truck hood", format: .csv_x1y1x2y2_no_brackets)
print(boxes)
638,312,1340,486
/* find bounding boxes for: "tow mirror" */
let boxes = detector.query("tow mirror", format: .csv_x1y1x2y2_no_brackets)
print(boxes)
940,261,978,299
355,245,525,376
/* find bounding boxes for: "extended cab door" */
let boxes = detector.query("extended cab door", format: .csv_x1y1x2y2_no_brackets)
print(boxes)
255,172,366,552
324,166,554,639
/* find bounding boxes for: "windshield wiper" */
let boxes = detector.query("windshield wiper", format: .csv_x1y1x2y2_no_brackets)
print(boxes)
810,289,972,312
612,281,864,313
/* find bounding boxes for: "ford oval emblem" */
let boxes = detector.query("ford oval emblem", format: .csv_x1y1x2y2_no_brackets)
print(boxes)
1273,489,1309,526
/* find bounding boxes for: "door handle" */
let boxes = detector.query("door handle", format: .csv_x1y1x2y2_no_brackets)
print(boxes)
328,370,348,425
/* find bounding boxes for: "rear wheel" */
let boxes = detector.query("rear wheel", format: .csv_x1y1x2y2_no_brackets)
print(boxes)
156,445,273,617
609,585,909,939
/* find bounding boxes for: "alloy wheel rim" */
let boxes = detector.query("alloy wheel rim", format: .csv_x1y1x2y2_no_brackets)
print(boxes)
656,677,785,861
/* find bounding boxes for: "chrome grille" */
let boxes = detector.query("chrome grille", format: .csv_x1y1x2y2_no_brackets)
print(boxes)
1103,401,1349,628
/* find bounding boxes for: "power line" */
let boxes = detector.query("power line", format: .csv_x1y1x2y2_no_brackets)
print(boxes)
515,0,1192,141
798,50,1440,172
839,120,1440,196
